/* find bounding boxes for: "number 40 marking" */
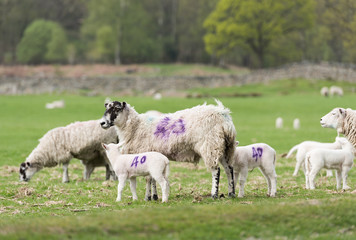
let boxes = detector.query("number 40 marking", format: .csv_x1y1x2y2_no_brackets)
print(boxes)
131,156,147,168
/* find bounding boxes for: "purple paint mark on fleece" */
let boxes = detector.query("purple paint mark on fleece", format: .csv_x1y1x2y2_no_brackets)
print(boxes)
154,117,186,139
131,156,147,168
252,147,263,162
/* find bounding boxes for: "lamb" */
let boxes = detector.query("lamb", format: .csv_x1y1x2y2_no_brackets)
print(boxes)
19,120,118,182
305,137,355,190
329,86,343,97
102,143,169,202
320,87,329,97
293,118,300,130
286,137,344,176
320,108,356,148
232,142,277,198
275,117,283,129
45,100,65,109
100,100,237,199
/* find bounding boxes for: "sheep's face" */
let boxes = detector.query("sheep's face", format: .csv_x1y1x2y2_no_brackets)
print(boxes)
100,101,127,129
320,108,346,132
19,162,37,182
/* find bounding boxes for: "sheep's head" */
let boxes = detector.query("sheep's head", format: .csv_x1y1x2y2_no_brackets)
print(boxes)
19,162,38,182
100,101,127,129
320,108,346,134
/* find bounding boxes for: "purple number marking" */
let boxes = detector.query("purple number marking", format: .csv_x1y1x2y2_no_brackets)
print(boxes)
154,117,186,139
131,156,147,168
252,147,263,162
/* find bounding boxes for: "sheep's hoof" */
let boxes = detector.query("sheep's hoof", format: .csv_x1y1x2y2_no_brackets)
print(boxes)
228,192,236,198
211,194,218,199
153,194,158,201
145,196,152,201
62,180,70,183
343,186,351,191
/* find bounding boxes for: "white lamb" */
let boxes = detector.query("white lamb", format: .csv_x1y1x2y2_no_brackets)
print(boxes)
19,120,118,182
320,86,329,97
329,86,343,97
305,137,355,190
232,142,277,198
286,137,343,176
275,117,283,129
102,143,170,202
293,118,300,130
100,100,237,199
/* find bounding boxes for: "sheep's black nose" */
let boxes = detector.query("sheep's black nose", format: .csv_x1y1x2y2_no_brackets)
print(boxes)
100,121,105,126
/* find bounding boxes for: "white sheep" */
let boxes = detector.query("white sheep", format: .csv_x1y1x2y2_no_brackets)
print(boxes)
45,100,65,109
293,118,300,130
320,108,356,148
275,117,283,129
232,142,277,198
286,137,343,177
102,143,170,202
100,100,237,199
320,87,329,97
329,86,343,97
305,137,354,190
19,120,118,182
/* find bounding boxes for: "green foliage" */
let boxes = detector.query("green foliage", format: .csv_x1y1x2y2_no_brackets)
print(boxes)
95,25,116,62
16,19,67,64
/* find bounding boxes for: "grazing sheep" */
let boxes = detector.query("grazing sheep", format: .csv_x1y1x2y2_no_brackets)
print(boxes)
286,137,343,176
232,142,277,198
102,143,170,202
329,86,343,97
320,108,356,148
19,120,118,182
320,87,329,97
275,117,283,129
100,100,237,199
305,137,354,190
45,100,65,109
293,118,300,130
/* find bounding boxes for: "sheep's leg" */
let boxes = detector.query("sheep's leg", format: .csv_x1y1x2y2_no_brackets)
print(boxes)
238,167,248,198
105,164,111,180
83,164,95,180
326,170,333,177
62,163,70,183
305,170,310,189
144,177,152,201
116,175,127,202
154,176,169,203
233,170,239,192
269,169,277,197
211,167,220,199
293,158,304,176
220,159,235,198
341,167,351,190
259,167,272,196
152,178,158,201
308,167,320,190
129,177,138,201
336,170,342,190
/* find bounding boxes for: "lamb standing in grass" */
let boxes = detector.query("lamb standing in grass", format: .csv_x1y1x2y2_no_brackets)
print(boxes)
286,137,344,176
19,120,118,182
305,137,355,190
100,100,237,199
232,142,277,198
102,143,170,202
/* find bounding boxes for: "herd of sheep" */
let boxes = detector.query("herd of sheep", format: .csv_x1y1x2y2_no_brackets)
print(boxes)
18,96,356,203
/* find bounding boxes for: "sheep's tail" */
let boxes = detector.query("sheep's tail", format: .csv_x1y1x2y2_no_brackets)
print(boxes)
286,144,299,159
223,122,237,166
164,160,170,180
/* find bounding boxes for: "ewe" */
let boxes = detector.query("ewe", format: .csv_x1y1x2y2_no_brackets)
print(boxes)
100,100,237,199
232,142,277,197
19,120,118,182
305,137,354,190
102,143,170,202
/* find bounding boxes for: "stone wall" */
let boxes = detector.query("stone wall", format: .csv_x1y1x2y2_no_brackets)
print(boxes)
1,62,356,95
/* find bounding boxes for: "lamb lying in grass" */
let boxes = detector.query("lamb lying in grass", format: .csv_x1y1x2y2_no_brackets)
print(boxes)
102,143,170,202
305,137,355,190
232,141,277,198
285,137,344,177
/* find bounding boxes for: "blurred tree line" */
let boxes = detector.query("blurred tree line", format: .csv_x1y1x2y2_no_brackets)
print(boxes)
1,0,356,68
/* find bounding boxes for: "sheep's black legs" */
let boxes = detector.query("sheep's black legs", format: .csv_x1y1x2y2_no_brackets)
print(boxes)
211,167,220,199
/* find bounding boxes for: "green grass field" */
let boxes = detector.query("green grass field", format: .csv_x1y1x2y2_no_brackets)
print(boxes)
1,78,356,239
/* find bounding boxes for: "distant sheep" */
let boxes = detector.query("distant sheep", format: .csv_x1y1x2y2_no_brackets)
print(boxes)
329,86,343,97
285,137,343,176
320,108,356,148
275,117,283,129
19,120,118,182
305,137,354,190
320,87,329,97
45,100,65,109
293,118,300,130
232,142,277,198
100,100,237,199
102,143,170,202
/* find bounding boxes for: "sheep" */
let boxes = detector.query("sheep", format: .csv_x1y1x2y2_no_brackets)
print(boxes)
232,141,277,198
320,87,329,97
305,137,355,190
285,137,344,177
275,117,283,129
329,86,343,97
100,100,237,199
19,120,118,182
102,143,170,202
45,100,65,109
293,118,300,130
320,108,356,148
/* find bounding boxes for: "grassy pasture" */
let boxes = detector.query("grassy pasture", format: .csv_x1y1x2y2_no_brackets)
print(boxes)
1,78,356,239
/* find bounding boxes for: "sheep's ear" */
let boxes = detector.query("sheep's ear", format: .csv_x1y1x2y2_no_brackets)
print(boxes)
102,143,108,150
104,103,109,108
339,108,346,117
26,162,31,167
122,102,126,108
235,141,240,146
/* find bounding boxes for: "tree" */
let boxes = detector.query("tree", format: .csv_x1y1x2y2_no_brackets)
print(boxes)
204,0,315,67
